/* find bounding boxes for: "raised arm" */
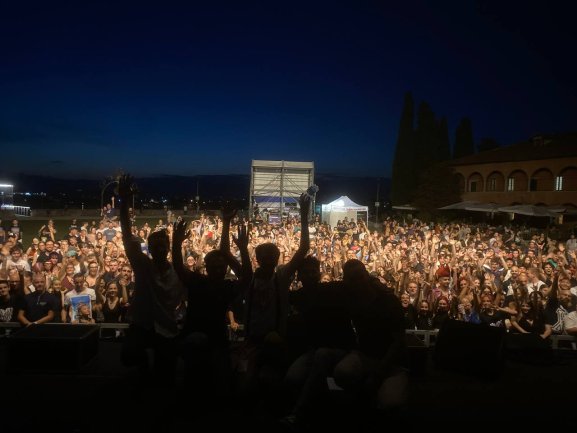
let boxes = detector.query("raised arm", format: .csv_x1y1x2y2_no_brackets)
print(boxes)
117,174,144,267
172,219,192,282
284,193,311,276
117,175,134,243
48,224,56,242
95,278,106,305
498,250,509,271
220,208,242,276
232,222,253,283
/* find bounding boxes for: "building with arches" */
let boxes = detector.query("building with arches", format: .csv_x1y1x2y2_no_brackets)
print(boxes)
450,134,577,209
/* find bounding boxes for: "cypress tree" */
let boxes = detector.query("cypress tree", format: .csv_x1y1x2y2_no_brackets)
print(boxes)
453,117,475,159
437,117,451,162
413,163,462,215
414,101,437,173
391,92,415,205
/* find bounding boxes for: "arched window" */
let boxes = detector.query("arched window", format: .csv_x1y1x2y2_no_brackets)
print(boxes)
558,167,577,191
467,173,483,193
530,168,554,191
506,170,528,192
486,171,505,192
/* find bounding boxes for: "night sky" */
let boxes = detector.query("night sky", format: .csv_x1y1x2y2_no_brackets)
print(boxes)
1,1,576,180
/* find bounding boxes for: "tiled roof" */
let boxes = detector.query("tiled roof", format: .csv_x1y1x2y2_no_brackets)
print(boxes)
449,133,577,166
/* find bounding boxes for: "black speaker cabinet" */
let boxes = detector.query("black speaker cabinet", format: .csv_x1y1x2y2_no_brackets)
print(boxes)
433,320,505,379
505,332,554,365
405,333,428,377
7,324,99,372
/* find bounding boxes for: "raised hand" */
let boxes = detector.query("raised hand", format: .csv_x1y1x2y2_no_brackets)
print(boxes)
299,193,311,217
173,219,190,245
233,222,249,250
117,174,136,199
221,206,238,222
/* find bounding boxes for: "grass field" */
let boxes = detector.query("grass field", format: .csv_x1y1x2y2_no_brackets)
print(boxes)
7,216,169,247
8,213,577,248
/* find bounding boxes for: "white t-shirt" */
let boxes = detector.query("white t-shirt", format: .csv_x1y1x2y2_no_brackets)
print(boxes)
566,238,577,252
563,311,577,334
526,279,545,294
6,258,31,272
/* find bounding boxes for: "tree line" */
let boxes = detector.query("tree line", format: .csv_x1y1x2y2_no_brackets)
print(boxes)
390,92,499,213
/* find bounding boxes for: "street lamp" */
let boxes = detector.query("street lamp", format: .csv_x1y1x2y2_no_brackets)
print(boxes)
375,178,381,224
195,178,200,213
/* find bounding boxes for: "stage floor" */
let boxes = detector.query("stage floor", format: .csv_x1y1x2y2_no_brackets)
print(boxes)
1,340,575,432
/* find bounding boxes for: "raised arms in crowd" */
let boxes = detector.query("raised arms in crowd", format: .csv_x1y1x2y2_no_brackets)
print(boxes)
282,193,311,277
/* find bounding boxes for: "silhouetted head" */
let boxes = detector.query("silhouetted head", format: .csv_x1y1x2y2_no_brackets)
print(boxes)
297,256,321,288
343,259,369,286
148,230,170,262
204,250,228,281
255,243,280,272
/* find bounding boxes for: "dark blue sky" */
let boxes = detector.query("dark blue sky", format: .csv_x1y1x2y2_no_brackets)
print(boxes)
1,1,576,179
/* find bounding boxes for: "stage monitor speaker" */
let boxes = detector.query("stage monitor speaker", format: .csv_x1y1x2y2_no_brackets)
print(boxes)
433,320,505,379
505,332,554,365
7,324,99,372
405,333,427,377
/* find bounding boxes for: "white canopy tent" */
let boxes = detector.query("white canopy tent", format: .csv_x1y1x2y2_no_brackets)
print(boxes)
321,196,369,228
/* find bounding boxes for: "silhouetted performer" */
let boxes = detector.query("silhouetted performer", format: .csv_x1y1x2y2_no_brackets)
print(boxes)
242,193,310,400
334,259,409,416
172,209,251,401
282,256,356,427
117,174,186,385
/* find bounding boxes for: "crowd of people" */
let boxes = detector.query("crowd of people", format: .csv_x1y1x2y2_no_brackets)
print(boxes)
1,176,577,425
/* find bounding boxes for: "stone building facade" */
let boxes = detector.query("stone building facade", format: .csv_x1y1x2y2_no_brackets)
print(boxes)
449,134,577,208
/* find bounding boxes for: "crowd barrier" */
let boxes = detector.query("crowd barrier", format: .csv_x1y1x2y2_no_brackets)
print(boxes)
0,322,130,339
405,329,438,347
1,323,575,350
550,334,577,350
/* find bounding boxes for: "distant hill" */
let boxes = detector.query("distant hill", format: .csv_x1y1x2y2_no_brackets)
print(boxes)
3,173,390,209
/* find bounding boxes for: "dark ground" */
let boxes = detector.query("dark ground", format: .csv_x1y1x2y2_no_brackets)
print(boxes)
1,336,575,433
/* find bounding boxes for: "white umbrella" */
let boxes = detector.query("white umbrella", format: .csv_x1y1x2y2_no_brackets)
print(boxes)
465,202,501,213
439,201,482,210
497,205,560,217
547,205,567,213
